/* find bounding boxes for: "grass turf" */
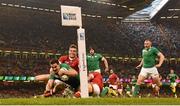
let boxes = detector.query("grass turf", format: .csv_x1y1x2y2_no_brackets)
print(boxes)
0,98,180,105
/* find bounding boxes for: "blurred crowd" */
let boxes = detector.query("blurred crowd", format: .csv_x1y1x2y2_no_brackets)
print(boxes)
0,8,179,57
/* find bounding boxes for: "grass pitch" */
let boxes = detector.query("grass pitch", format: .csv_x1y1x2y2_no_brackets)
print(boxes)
0,98,180,105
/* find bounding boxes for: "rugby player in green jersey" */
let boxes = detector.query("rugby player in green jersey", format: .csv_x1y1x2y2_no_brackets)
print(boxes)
167,69,179,98
133,39,165,97
86,47,109,73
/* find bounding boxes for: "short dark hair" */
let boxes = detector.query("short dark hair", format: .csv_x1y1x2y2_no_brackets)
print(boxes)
145,39,152,42
69,44,77,49
89,46,94,50
50,59,59,65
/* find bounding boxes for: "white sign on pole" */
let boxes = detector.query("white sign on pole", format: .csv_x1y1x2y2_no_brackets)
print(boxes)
61,5,82,27
77,27,89,98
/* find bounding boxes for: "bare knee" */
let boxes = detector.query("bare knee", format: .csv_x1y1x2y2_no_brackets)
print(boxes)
137,75,146,85
152,76,161,86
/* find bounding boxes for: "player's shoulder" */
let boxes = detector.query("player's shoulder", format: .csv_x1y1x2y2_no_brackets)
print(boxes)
60,63,70,68
151,46,159,50
95,53,102,57
60,55,68,59
59,55,68,61
87,53,91,56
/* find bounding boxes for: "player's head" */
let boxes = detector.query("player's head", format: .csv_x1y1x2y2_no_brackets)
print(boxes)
170,69,174,74
110,69,114,74
144,39,152,49
50,59,60,73
89,47,95,55
69,44,77,59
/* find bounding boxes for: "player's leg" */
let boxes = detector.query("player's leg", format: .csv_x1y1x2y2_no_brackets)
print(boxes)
53,79,65,93
100,87,109,97
43,79,55,97
170,82,177,98
132,85,135,94
74,83,101,98
151,67,161,97
118,88,123,97
133,68,147,96
152,76,160,97
90,83,101,97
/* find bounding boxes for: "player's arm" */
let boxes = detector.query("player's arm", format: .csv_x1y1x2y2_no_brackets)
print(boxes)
35,74,50,81
155,52,165,68
176,74,179,79
136,59,143,69
45,74,55,93
166,74,170,80
58,55,66,64
116,77,120,84
101,57,109,72
58,68,78,77
88,73,94,81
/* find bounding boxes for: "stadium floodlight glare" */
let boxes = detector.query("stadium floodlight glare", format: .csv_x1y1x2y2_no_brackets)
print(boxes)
82,14,86,16
122,5,127,8
91,0,96,3
161,17,166,19
174,9,180,11
167,16,172,18
112,17,117,19
107,16,112,18
1,3,7,6
173,16,179,18
129,8,135,11
118,17,123,19
168,9,174,11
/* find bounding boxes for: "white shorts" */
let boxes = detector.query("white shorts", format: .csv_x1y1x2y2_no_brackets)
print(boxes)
54,79,64,85
139,67,159,78
170,82,177,87
92,83,101,96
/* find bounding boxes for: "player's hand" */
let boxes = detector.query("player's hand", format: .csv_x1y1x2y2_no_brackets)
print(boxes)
155,64,161,68
136,65,141,69
58,70,64,76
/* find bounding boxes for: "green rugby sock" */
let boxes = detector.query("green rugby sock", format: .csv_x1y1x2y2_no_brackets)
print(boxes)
133,84,140,96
